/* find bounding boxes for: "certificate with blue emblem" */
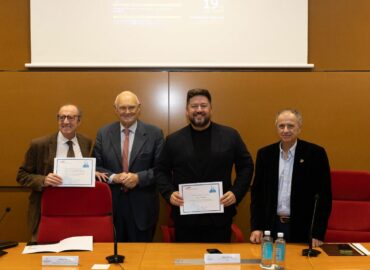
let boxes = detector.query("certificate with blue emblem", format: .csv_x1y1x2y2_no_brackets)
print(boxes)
54,158,96,187
179,181,224,215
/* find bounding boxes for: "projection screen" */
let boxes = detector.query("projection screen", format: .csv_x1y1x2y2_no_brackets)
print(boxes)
26,0,313,68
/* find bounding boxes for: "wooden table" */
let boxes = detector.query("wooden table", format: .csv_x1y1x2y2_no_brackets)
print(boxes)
1,242,370,269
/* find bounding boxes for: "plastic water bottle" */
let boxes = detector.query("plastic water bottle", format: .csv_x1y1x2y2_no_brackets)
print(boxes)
261,230,273,268
274,232,286,270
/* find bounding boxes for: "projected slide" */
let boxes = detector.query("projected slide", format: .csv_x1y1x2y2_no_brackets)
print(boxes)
27,0,312,68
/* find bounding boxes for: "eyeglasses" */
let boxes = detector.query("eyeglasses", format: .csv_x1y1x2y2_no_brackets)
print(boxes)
57,115,80,121
117,106,138,112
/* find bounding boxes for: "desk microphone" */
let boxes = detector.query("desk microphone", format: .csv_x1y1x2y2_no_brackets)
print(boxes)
106,214,124,264
302,194,321,257
0,207,19,251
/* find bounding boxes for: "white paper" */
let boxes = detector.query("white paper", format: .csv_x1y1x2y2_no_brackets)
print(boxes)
22,236,93,254
54,158,96,187
179,181,224,215
351,243,370,255
91,264,111,269
204,253,241,264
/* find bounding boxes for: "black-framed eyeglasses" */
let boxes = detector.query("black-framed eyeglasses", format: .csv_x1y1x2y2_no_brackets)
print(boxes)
57,115,80,121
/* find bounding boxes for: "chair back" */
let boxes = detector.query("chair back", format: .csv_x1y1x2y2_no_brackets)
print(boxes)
37,182,113,243
160,204,244,242
325,170,370,242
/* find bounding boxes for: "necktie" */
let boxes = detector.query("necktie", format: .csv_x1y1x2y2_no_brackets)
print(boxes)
122,129,130,172
66,140,75,157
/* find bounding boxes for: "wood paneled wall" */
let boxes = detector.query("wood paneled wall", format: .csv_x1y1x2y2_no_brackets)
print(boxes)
0,0,369,242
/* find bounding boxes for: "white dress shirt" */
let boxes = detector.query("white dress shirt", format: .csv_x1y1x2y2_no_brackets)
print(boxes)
277,141,297,216
56,131,82,158
108,121,137,183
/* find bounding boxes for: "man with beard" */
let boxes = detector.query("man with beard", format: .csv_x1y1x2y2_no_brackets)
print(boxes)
93,91,164,242
156,88,254,242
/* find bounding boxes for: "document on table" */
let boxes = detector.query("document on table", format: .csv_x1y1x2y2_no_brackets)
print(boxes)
179,181,224,215
22,236,93,254
54,158,96,187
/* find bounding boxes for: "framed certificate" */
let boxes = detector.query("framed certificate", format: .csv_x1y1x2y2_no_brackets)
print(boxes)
53,158,96,187
179,181,224,215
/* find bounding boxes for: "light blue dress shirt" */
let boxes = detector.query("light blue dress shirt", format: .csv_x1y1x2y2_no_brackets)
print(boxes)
277,141,297,216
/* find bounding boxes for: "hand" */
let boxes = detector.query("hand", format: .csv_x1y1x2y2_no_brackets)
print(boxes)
312,238,323,248
170,191,184,206
220,191,236,207
44,173,62,187
112,172,133,185
120,173,139,189
95,171,108,182
250,230,263,244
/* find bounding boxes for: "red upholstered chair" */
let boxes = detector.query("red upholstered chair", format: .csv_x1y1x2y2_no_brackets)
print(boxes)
325,170,370,242
160,205,245,243
37,182,113,243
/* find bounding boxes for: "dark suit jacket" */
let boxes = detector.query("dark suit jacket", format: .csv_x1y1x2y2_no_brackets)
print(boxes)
92,120,164,231
16,133,92,236
156,122,254,228
250,139,332,242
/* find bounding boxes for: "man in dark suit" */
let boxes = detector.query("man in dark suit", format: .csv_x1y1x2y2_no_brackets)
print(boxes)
17,104,92,241
93,91,164,242
250,108,332,247
156,88,254,242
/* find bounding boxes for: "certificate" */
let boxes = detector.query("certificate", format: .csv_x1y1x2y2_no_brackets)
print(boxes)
54,158,96,187
179,181,224,215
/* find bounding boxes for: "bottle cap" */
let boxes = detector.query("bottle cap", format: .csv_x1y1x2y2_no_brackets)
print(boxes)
264,230,271,236
277,232,284,238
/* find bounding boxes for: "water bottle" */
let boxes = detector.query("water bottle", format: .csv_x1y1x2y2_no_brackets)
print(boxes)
274,232,286,270
261,230,273,268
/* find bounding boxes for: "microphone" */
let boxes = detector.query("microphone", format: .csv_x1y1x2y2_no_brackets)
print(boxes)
0,207,11,223
302,194,321,257
0,207,18,251
106,213,124,264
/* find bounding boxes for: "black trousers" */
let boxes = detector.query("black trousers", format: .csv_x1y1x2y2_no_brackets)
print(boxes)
115,191,155,242
272,216,291,241
175,225,231,243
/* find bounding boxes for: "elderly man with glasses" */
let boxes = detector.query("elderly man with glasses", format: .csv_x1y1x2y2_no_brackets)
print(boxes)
17,104,92,242
250,109,332,248
92,91,164,242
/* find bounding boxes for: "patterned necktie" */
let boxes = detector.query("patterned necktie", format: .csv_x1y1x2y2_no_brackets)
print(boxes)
122,129,130,172
66,140,75,157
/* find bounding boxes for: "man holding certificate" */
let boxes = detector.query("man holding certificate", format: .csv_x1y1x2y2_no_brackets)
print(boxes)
156,88,254,243
17,104,92,241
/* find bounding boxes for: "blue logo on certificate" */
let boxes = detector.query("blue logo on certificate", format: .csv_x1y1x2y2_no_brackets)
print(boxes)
82,161,90,168
209,186,217,193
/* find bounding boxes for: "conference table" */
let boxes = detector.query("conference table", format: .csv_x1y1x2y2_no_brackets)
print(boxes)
1,242,370,269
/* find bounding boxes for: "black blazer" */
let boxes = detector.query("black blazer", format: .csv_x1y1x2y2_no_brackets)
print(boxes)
93,120,164,230
156,122,254,228
250,139,332,242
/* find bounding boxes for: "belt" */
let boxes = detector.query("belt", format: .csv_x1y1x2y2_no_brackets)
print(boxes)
278,216,290,224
